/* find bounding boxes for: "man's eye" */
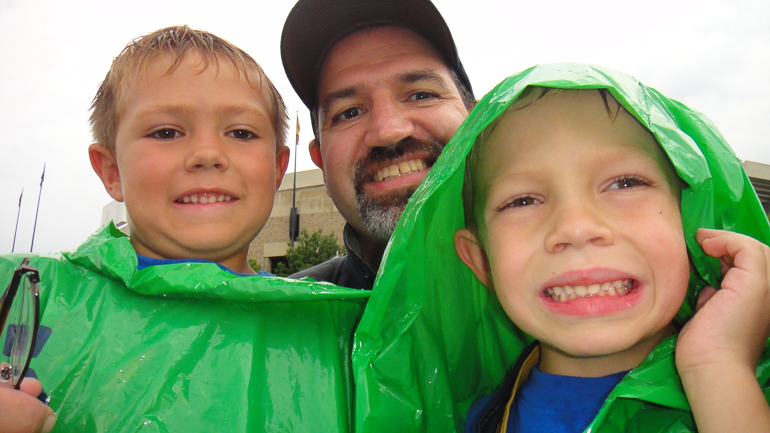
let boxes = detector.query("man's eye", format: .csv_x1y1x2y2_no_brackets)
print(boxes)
608,176,650,190
408,92,437,101
149,128,181,140
334,107,363,122
228,129,257,140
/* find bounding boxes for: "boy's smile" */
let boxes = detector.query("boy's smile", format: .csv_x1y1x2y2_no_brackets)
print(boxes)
92,54,288,274
456,90,690,377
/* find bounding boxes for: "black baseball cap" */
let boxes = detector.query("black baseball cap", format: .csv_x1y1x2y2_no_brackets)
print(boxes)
281,0,474,110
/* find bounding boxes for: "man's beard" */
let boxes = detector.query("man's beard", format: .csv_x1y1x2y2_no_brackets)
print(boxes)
353,137,445,242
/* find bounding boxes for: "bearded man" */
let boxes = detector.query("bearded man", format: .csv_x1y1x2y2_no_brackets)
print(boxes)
281,0,475,289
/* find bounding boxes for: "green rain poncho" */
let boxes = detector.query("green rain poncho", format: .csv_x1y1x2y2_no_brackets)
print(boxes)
0,224,369,432
352,63,770,432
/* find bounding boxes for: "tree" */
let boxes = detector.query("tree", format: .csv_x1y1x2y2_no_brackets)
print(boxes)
248,258,262,273
273,229,345,277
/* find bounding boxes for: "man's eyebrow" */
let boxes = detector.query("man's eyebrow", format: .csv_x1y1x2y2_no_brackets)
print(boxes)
321,86,360,116
395,70,451,91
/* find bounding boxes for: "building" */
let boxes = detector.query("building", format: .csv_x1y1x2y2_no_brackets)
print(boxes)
247,169,346,272
742,161,770,214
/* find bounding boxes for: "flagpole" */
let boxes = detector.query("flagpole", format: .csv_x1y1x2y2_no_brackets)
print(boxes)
290,112,300,245
30,163,45,252
11,189,23,253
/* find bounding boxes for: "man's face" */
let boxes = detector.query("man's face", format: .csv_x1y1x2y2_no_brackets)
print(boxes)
457,90,689,376
95,54,288,273
313,26,469,244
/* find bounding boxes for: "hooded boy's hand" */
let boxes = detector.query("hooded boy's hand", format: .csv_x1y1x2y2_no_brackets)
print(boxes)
677,228,770,433
678,228,770,372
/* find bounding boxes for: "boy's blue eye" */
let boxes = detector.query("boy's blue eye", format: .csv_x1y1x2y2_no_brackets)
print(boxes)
229,129,256,140
608,176,650,190
511,196,539,207
500,195,541,210
150,128,181,140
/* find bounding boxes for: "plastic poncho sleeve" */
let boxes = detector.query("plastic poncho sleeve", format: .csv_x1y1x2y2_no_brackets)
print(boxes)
0,223,369,433
352,63,770,432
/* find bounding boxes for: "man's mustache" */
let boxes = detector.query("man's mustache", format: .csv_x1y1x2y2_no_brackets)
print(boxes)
353,137,445,187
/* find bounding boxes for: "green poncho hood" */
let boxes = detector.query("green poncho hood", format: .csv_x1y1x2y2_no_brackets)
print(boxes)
352,63,770,432
1,224,369,432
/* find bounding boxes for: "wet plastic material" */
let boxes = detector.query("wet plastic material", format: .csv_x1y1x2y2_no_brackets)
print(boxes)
0,224,369,433
352,63,770,432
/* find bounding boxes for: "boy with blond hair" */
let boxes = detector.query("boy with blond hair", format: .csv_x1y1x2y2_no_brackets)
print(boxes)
349,63,770,432
0,25,368,432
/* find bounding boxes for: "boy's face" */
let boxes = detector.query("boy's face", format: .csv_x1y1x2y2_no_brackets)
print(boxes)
91,54,289,274
455,90,690,376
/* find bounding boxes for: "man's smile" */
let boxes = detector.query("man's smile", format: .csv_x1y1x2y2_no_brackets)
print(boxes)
373,158,427,182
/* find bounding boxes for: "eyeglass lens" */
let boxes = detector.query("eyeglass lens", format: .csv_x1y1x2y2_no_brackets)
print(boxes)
8,273,36,386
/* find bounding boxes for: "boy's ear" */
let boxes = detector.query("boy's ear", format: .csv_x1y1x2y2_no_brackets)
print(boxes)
454,228,493,288
275,146,291,190
309,139,323,170
89,143,124,202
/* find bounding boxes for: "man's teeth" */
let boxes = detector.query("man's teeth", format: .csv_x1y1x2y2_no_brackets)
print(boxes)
179,194,232,204
544,279,634,302
374,159,427,182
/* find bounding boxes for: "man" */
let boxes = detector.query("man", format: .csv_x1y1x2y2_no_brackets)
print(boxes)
281,0,475,289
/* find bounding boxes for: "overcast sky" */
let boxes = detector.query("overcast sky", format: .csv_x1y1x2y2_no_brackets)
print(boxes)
1,0,768,254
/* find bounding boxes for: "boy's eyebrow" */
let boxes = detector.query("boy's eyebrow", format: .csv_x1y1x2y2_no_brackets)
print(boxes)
319,69,451,115
134,103,268,119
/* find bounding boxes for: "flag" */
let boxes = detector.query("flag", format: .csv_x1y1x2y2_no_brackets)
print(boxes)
295,112,300,146
40,163,46,186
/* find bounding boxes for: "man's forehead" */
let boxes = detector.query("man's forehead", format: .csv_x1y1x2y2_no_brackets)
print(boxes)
318,26,451,95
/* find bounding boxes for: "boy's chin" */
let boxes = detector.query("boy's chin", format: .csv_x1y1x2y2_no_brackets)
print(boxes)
130,234,252,270
539,332,670,376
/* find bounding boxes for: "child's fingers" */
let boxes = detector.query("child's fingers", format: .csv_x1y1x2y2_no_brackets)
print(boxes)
695,285,717,312
18,378,43,399
696,229,769,277
0,386,55,433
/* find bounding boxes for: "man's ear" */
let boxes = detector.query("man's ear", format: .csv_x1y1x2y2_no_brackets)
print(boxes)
309,138,333,197
309,139,323,170
89,143,124,202
454,228,493,288
275,146,291,190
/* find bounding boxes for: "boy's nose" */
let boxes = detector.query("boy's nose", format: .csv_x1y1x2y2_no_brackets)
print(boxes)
184,136,230,171
363,98,415,149
544,199,614,253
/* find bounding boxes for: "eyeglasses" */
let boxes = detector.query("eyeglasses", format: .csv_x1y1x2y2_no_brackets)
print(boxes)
0,258,40,389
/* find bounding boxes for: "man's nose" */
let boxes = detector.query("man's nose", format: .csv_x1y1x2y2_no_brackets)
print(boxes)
184,134,230,172
363,97,415,148
544,198,614,253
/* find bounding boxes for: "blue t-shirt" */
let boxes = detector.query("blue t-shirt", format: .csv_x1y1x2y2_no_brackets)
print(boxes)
466,366,627,433
136,255,274,277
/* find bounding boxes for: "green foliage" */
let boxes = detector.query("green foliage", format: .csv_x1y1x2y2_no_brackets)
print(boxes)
273,229,344,277
248,258,262,273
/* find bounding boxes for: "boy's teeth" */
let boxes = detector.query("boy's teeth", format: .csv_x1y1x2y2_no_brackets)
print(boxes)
177,193,233,204
545,279,634,303
374,159,427,182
